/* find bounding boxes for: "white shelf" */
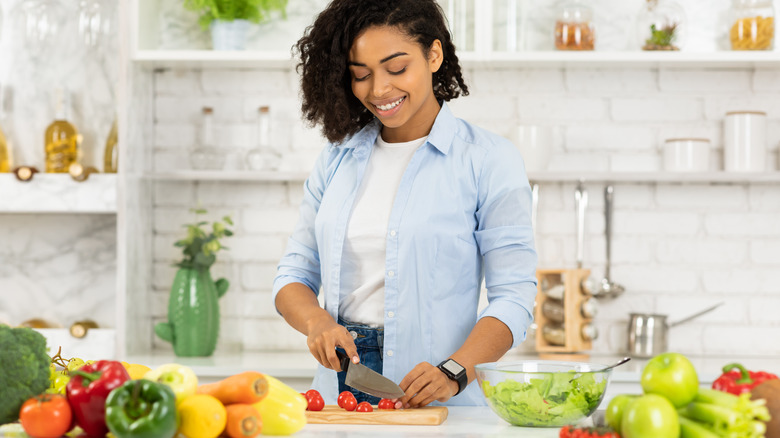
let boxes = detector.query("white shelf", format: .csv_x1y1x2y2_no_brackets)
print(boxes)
146,170,309,182
460,51,780,68
132,50,295,69
0,174,117,213
132,49,780,70
527,171,780,184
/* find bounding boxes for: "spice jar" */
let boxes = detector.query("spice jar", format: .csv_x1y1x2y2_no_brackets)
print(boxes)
541,299,565,323
554,0,595,51
729,0,775,50
542,324,566,346
636,0,686,51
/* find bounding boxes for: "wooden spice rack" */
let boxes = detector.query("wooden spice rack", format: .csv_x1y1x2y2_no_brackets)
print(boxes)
534,268,593,354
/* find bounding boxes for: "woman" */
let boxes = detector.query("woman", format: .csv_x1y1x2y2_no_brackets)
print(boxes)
274,0,537,407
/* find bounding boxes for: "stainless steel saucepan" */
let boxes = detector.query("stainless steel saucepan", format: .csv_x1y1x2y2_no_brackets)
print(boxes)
627,302,723,358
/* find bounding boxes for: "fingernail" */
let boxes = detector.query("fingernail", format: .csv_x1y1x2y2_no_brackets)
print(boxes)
352,356,359,363
395,401,403,409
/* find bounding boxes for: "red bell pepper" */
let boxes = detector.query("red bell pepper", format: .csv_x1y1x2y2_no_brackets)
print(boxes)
66,360,130,437
712,363,779,395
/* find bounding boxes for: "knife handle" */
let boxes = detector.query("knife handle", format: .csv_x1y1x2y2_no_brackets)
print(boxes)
335,349,351,372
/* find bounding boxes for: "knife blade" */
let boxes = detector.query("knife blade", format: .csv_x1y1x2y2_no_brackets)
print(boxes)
336,349,405,399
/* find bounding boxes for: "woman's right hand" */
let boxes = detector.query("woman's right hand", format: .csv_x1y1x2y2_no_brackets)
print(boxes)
306,314,360,371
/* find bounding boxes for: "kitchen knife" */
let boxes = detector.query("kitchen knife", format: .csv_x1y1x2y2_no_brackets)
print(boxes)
336,349,405,399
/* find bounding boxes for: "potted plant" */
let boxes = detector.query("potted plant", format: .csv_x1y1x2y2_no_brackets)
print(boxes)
183,0,288,50
154,209,233,357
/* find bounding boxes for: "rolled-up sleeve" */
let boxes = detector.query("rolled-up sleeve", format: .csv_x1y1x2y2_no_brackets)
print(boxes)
473,140,538,348
272,147,333,308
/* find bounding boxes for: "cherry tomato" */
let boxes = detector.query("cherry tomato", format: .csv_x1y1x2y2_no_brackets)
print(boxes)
337,390,353,408
342,395,357,411
356,401,373,412
305,391,325,411
305,389,321,400
377,398,395,410
19,394,72,438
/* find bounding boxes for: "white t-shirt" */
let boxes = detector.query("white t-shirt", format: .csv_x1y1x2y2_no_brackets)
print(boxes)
338,134,428,327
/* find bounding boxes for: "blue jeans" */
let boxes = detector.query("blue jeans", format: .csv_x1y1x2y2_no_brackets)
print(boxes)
336,317,383,405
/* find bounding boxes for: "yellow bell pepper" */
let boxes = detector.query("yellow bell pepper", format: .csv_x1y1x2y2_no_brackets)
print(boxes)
120,361,152,380
252,375,306,435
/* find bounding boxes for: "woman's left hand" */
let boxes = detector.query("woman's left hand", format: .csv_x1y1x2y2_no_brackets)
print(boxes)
397,362,459,408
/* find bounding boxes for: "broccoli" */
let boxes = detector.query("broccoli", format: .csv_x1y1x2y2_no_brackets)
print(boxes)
0,325,51,425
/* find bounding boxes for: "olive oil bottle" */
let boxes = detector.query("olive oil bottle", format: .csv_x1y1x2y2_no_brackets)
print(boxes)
103,117,118,173
44,89,79,173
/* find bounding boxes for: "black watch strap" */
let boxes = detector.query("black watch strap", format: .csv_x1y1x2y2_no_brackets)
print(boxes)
437,358,468,396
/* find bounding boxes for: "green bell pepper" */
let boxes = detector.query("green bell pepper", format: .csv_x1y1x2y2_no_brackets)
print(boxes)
105,379,178,438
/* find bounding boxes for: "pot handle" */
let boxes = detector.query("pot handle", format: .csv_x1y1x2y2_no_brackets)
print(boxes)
668,302,724,328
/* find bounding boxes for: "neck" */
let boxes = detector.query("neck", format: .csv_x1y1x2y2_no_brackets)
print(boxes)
381,96,441,143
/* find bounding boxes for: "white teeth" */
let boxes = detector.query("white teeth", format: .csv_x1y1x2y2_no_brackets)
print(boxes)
377,97,404,111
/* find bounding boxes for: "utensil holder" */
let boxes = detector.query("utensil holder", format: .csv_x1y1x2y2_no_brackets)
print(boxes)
535,268,593,353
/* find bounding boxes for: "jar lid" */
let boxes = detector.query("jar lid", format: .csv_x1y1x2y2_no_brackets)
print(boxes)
664,137,711,143
725,110,767,116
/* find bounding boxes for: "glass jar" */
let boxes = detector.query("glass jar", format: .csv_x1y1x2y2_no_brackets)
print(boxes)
541,299,565,323
729,0,775,50
190,107,226,171
554,0,595,51
246,106,281,171
542,324,566,346
636,0,686,51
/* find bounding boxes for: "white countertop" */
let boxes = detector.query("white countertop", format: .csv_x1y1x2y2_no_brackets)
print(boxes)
296,406,587,437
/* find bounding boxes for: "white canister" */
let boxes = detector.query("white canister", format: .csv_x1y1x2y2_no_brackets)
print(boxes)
724,111,768,172
663,138,710,172
511,125,553,172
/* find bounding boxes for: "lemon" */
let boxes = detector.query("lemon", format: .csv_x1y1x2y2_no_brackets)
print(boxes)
177,394,226,438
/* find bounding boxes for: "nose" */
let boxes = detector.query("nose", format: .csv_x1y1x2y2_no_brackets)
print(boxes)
371,73,392,98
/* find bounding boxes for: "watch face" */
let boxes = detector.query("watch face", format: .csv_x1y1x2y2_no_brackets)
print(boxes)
442,359,465,375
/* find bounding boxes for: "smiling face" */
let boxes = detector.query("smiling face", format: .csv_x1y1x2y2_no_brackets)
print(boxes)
348,25,443,143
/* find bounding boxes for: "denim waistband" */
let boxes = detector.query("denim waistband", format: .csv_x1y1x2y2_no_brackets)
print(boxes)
338,317,384,352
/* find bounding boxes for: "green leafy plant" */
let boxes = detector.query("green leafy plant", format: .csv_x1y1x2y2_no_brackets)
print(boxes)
645,23,677,48
174,208,234,270
183,0,288,30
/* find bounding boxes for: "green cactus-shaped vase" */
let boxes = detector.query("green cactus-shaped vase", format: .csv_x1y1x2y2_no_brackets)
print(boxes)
154,267,229,357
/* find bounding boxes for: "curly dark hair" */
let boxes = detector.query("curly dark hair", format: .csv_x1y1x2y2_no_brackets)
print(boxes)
294,0,469,144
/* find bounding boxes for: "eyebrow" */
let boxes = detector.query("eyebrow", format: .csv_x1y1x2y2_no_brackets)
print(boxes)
348,52,409,67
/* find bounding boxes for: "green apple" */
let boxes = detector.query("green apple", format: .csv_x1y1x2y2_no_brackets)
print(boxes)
641,352,699,408
144,363,198,404
621,394,680,438
605,394,638,432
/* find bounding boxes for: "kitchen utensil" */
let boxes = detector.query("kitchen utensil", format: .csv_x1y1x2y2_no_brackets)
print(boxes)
574,181,588,269
627,302,724,358
595,356,631,372
306,406,448,425
336,350,405,399
583,185,625,299
475,360,613,427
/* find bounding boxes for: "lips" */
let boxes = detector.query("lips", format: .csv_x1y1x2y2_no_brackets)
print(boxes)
373,96,405,116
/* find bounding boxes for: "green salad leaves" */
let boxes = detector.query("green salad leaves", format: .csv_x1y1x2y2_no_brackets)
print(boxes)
482,371,607,427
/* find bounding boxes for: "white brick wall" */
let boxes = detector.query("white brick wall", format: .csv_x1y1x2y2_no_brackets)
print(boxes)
150,63,780,357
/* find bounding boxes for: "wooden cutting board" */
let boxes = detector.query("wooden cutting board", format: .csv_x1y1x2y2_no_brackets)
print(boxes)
306,405,448,425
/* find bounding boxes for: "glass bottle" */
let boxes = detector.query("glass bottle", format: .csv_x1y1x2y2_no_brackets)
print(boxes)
554,0,595,51
0,123,10,173
44,88,79,173
729,0,775,50
69,319,99,338
103,117,118,173
636,0,686,51
190,107,226,171
246,106,281,171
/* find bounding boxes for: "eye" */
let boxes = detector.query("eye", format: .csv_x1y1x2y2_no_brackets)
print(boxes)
389,67,407,75
353,73,370,82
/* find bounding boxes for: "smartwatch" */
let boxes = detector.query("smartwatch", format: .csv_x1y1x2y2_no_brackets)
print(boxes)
437,358,468,396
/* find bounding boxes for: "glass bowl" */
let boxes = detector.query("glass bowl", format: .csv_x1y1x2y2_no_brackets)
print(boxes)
475,360,612,427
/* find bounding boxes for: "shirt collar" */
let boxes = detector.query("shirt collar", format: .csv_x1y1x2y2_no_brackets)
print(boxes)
337,101,457,157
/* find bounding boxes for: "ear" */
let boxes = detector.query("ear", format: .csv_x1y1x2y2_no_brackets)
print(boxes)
428,39,443,73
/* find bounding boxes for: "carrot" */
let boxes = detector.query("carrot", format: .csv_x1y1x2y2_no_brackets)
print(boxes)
196,371,269,404
223,404,262,438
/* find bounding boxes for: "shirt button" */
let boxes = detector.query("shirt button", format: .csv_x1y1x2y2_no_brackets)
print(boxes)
387,311,395,318
350,331,358,339
389,230,397,237
387,270,395,277
387,350,394,357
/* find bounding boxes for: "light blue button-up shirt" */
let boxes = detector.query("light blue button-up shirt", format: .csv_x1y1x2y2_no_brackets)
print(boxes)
273,102,537,406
